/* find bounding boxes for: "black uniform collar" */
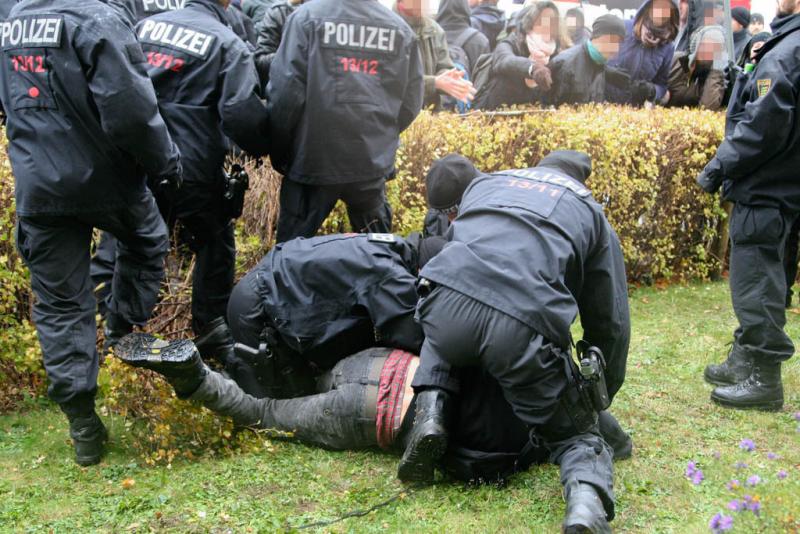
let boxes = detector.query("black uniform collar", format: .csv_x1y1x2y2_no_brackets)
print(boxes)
758,12,800,60
185,0,228,25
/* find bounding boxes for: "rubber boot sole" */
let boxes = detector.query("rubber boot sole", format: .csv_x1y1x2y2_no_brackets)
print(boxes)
710,392,783,412
397,433,447,484
115,333,198,366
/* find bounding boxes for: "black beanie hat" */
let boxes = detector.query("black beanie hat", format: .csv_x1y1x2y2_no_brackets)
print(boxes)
426,154,480,211
732,7,751,28
538,150,593,184
592,14,626,39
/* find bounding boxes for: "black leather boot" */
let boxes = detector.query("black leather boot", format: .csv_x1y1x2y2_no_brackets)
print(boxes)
597,411,632,461
103,312,133,353
562,480,611,534
397,389,449,484
67,412,108,467
711,363,784,411
194,317,236,366
704,343,753,386
115,333,208,397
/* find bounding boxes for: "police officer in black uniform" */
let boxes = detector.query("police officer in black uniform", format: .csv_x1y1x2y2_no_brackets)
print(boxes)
402,151,630,533
268,0,424,243
222,233,444,398
697,0,800,412
135,0,270,369
0,0,182,465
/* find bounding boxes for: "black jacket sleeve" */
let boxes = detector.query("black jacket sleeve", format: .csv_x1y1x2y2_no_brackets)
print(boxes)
219,40,270,156
577,224,630,401
267,9,308,172
74,14,181,181
492,39,533,81
254,5,287,84
398,38,424,133
367,268,425,353
703,55,798,185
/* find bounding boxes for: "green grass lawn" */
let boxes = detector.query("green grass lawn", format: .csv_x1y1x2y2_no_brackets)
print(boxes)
1,281,799,533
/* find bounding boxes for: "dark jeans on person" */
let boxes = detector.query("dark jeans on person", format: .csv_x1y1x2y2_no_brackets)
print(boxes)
191,350,383,450
16,190,168,410
728,203,796,363
275,177,392,243
91,184,235,335
411,285,616,518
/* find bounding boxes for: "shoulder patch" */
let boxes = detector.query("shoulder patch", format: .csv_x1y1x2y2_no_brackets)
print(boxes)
756,78,772,98
1,15,64,49
137,19,215,60
368,233,396,244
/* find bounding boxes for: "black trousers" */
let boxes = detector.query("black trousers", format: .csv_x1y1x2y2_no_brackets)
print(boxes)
728,203,796,363
411,285,615,518
783,214,800,304
91,184,235,335
16,190,168,408
275,177,392,243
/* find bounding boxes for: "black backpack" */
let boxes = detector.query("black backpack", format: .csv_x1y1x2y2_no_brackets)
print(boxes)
448,27,482,77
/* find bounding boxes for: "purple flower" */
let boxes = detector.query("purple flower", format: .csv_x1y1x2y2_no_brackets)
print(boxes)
727,499,743,512
734,461,748,470
686,461,698,477
794,412,800,422
709,513,734,533
777,470,788,480
691,470,705,485
726,479,741,490
767,452,778,460
747,500,761,516
739,439,756,452
746,475,761,487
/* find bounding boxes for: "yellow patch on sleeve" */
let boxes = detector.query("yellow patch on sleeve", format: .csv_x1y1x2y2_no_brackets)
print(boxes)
757,78,772,97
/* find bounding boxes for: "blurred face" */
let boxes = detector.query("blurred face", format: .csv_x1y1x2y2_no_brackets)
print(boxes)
696,38,723,63
651,0,674,26
749,20,764,32
532,8,558,41
397,0,432,19
219,0,231,7
565,15,579,33
469,0,480,6
679,0,689,24
592,34,623,59
731,19,744,32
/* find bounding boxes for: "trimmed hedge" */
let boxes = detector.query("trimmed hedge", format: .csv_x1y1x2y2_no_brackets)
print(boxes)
0,106,726,458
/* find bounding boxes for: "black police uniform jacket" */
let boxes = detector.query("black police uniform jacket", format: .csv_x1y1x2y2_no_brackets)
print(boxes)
267,0,424,185
0,1,16,21
250,233,424,356
0,0,180,216
700,13,800,212
419,166,631,399
136,0,269,192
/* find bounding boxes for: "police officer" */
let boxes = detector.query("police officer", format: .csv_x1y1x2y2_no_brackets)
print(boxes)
128,0,269,358
222,233,444,399
268,0,424,243
105,0,256,45
697,0,800,412
422,153,480,238
402,151,630,533
0,0,182,465
0,0,16,20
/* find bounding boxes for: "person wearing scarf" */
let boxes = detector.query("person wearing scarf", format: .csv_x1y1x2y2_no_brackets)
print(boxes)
606,0,679,105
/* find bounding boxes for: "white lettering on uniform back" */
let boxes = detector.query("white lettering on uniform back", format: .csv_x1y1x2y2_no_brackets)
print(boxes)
138,20,215,60
1,16,63,49
319,21,398,54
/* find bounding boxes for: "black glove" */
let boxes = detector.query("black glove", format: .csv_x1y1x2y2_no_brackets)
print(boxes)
155,160,183,194
631,80,657,104
604,66,631,89
696,169,722,194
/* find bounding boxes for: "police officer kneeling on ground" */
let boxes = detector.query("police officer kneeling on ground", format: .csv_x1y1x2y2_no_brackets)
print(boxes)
402,151,630,533
268,0,424,243
217,233,445,399
697,0,800,411
0,0,182,465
